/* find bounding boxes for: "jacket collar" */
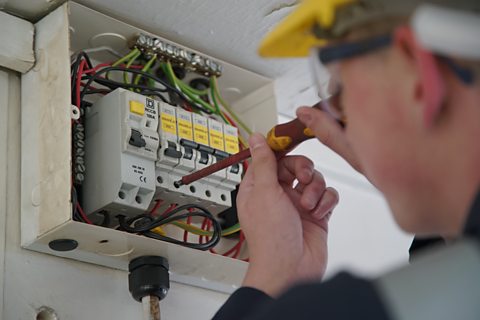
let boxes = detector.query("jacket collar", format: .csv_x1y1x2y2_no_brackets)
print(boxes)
463,190,480,237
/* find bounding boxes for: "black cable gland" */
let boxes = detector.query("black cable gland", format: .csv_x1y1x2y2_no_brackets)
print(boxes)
128,256,170,302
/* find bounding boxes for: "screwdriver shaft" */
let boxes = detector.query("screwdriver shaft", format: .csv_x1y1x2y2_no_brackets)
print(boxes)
175,148,251,187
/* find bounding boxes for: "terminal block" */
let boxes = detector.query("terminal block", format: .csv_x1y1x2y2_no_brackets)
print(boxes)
83,89,159,216
133,33,223,77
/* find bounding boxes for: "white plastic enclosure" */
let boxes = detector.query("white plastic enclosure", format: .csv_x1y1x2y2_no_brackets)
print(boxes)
20,2,277,293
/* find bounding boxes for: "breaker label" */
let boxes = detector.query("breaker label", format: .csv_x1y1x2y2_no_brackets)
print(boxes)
161,113,176,135
132,164,147,183
145,98,157,120
178,119,193,141
194,124,209,146
225,135,239,154
209,129,224,151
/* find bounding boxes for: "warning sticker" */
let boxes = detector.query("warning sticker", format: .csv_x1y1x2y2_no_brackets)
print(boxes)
225,135,239,154
209,129,224,151
178,118,193,140
161,113,176,135
194,124,209,146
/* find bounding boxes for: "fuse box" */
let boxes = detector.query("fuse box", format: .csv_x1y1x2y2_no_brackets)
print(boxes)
20,2,278,293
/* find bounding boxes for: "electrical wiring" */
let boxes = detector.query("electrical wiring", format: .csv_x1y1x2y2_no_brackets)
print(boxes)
133,54,157,86
70,51,246,245
160,219,241,237
163,62,217,113
75,194,93,224
124,49,142,85
200,218,244,258
80,67,213,114
107,48,141,79
162,62,209,96
116,204,221,250
183,216,193,242
211,76,253,136
210,86,229,124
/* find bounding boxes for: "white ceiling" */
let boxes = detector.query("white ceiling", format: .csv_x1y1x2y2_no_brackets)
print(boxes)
1,0,305,77
73,0,303,78
1,0,316,115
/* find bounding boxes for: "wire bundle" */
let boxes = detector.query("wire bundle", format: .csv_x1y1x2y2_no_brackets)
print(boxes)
70,49,249,256
117,204,222,250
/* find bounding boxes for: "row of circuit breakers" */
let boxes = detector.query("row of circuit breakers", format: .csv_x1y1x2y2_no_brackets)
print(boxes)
83,88,242,218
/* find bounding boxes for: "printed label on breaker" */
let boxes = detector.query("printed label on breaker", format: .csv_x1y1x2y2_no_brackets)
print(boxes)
209,129,224,150
208,119,225,151
224,125,239,154
177,111,193,141
145,98,157,120
161,111,176,135
225,135,239,154
193,114,209,146
194,124,209,146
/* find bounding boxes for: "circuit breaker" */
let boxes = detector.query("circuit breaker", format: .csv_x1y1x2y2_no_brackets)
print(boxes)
84,88,243,217
20,2,277,293
83,88,159,215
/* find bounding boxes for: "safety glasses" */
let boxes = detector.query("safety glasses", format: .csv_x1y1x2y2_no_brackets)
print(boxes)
309,32,474,125
309,34,393,125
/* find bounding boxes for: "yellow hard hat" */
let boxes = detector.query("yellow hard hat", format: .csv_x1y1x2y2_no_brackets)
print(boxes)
259,0,355,58
259,0,480,58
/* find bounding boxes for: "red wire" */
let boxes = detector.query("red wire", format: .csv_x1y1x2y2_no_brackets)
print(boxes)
83,63,144,74
183,216,192,242
149,199,163,216
76,59,87,108
200,218,244,258
223,112,236,127
76,202,93,224
161,203,177,217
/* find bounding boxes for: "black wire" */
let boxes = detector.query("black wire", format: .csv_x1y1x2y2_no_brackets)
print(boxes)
116,204,221,250
82,75,169,92
71,187,87,223
82,75,174,104
80,67,213,114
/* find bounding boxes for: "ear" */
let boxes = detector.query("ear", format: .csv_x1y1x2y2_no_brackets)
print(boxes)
393,26,446,128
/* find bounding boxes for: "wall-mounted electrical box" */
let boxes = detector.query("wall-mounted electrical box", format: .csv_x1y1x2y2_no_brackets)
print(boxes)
20,2,277,293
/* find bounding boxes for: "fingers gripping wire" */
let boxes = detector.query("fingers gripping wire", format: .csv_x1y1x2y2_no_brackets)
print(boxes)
116,204,221,250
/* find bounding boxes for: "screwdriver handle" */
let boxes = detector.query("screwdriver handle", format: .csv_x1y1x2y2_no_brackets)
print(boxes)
266,103,321,152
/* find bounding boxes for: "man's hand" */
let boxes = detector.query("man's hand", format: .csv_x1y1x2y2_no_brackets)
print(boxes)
238,133,339,297
296,106,363,173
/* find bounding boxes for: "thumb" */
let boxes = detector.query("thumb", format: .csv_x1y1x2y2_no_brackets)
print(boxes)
296,106,362,172
249,133,278,187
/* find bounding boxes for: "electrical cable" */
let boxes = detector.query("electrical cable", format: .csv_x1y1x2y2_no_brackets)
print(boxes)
163,62,217,113
116,204,221,250
80,67,213,114
211,76,253,135
71,52,93,104
134,54,157,86
107,48,140,79
124,49,142,85
200,218,244,258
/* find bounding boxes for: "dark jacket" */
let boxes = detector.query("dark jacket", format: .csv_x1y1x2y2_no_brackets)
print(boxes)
213,191,480,320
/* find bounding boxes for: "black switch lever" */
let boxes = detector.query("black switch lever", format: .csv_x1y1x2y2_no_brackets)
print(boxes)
129,129,146,148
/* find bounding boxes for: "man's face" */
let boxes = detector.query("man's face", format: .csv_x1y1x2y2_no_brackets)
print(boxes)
337,48,431,233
